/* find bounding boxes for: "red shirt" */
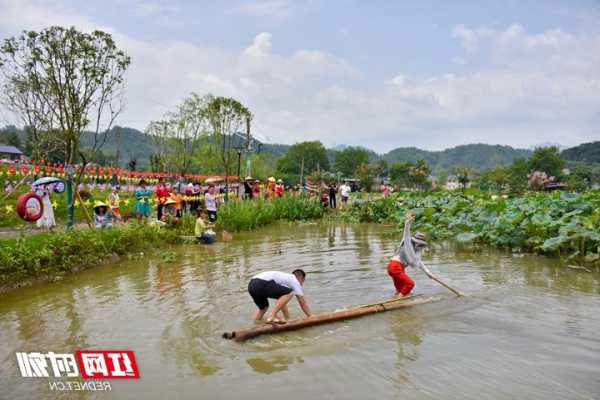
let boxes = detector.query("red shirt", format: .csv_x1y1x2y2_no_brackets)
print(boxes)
275,184,284,197
156,184,170,202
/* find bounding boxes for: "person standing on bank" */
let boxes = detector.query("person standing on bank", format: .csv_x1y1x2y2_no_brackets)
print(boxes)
329,183,337,209
339,181,351,208
205,184,218,223
244,176,253,200
247,269,313,323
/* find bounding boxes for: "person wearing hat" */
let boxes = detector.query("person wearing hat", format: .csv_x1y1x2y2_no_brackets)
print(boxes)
266,177,276,200
93,201,113,229
252,179,261,199
387,211,433,297
275,179,284,198
244,176,253,200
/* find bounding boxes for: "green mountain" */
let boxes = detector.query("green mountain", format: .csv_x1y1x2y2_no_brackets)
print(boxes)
382,144,533,171
561,141,600,164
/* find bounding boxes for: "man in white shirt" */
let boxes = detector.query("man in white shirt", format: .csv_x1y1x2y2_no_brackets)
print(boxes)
340,182,351,207
248,269,313,323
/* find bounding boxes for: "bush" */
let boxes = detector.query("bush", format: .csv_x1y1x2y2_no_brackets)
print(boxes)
217,195,324,231
0,221,187,285
344,190,600,265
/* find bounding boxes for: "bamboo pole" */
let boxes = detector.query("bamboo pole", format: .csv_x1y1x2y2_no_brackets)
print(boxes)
75,190,94,229
222,295,442,342
426,273,465,297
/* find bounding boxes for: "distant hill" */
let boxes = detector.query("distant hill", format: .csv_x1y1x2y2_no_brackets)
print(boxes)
80,126,154,168
381,143,532,171
562,141,600,164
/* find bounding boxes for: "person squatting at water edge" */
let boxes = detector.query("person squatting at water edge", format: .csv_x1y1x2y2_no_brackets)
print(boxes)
387,211,441,297
247,269,313,324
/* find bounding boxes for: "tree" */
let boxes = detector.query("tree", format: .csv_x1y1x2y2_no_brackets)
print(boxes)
0,26,130,227
205,96,252,202
334,146,370,177
276,141,329,182
508,158,529,193
0,126,21,148
356,163,376,192
389,162,413,189
373,159,389,177
410,159,431,190
528,146,565,178
146,93,210,176
565,164,593,191
453,166,474,189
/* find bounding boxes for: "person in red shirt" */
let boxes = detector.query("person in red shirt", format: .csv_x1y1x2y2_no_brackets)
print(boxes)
252,179,261,199
155,177,171,220
275,179,284,197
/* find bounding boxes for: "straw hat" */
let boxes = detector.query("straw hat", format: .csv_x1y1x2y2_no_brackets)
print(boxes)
268,177,276,182
245,176,252,180
277,179,283,183
93,201,108,210
254,179,260,183
163,198,176,206
411,232,427,247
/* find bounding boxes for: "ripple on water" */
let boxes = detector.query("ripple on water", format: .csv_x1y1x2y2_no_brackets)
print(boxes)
1,223,600,400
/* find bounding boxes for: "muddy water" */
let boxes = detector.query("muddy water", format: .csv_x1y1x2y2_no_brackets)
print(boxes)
1,223,599,400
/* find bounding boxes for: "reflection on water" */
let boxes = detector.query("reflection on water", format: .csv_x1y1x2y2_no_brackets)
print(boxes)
1,222,600,399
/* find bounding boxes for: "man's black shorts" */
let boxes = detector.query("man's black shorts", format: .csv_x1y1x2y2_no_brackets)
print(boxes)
248,278,292,310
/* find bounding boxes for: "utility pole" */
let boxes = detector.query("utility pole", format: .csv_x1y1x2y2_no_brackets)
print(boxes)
300,156,305,191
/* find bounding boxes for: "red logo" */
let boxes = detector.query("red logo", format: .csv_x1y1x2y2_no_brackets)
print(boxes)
75,350,139,379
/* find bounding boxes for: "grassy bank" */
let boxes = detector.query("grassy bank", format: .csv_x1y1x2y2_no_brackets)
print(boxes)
0,218,193,290
216,196,325,231
347,190,600,266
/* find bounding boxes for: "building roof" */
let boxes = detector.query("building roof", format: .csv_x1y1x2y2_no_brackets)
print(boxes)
0,144,23,155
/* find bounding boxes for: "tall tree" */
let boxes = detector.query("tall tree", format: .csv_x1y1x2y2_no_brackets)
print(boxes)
410,159,431,190
205,96,252,202
146,93,210,176
334,146,370,177
453,165,474,189
390,162,413,189
528,146,565,178
508,158,529,193
0,26,130,226
276,141,329,182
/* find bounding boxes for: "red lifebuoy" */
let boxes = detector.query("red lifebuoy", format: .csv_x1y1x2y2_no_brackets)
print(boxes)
16,192,44,222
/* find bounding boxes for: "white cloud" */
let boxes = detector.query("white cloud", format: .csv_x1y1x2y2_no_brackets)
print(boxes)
243,32,272,57
238,0,292,19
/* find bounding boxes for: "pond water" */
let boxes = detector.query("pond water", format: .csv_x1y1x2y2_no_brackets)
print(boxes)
1,223,600,399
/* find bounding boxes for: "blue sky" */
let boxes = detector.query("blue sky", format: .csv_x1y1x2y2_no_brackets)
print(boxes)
1,0,600,152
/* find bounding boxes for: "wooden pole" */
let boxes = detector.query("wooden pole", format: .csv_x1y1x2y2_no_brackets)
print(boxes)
426,273,464,297
75,190,94,229
222,295,442,342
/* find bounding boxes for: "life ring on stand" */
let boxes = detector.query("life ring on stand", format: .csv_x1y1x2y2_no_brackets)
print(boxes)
16,192,44,222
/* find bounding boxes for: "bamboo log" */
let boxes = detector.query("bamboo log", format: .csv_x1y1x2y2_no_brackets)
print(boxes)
222,295,442,342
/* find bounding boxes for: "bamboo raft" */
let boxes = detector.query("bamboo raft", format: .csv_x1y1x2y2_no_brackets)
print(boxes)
222,294,443,342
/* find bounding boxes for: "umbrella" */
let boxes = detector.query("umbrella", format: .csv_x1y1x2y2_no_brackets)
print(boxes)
33,176,63,186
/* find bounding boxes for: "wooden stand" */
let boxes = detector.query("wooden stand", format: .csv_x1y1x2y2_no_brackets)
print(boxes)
222,294,443,342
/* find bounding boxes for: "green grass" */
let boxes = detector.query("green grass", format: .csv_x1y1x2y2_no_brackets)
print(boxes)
217,195,325,231
0,218,192,286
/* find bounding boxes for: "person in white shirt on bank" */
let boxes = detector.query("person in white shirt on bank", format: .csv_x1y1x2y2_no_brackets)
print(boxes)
247,269,313,324
339,182,351,208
